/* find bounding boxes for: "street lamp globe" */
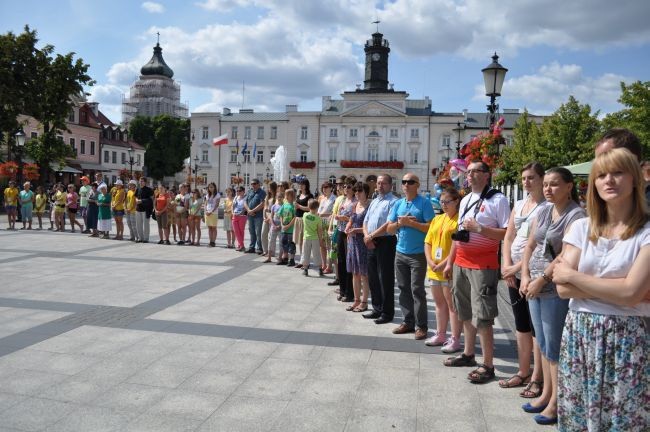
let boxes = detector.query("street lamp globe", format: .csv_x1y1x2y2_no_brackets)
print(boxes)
481,52,508,98
127,145,134,158
15,130,26,147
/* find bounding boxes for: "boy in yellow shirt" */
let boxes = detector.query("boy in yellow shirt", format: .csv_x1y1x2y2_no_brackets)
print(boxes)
3,180,19,230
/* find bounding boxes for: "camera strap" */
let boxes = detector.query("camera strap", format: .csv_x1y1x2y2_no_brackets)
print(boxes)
460,185,492,222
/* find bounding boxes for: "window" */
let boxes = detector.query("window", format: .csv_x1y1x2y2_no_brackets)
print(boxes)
257,126,264,139
390,128,398,139
30,131,38,139
270,126,277,139
136,154,141,164
300,150,308,163
367,147,379,161
68,110,75,122
69,138,76,149
244,126,251,140
243,150,251,163
111,176,117,185
270,149,276,159
202,126,209,140
328,147,337,163
348,147,357,160
57,135,64,142
442,134,451,149
300,126,308,140
90,141,95,155
410,128,419,139
202,150,209,162
329,175,336,185
329,128,338,138
389,148,398,161
230,148,238,162
409,148,419,164
231,126,238,139
104,150,109,163
112,151,117,164
80,141,86,155
244,173,250,185
256,150,264,163
121,152,126,164
349,128,358,138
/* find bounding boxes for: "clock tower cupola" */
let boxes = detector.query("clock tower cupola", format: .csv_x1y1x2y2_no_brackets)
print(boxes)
362,31,391,92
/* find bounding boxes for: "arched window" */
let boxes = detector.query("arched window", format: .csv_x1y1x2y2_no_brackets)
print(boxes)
329,175,336,185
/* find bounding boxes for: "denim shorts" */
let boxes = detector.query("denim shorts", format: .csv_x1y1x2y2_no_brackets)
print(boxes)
528,295,569,362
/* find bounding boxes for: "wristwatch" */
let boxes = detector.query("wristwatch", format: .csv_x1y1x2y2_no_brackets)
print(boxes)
476,223,483,234
542,273,553,283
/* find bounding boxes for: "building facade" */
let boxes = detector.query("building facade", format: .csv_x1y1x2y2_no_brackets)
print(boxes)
189,31,544,193
122,41,188,127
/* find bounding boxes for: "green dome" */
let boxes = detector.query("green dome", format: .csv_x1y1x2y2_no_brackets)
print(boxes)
140,43,174,78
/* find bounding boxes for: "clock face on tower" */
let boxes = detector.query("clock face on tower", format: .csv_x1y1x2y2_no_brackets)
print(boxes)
371,53,381,61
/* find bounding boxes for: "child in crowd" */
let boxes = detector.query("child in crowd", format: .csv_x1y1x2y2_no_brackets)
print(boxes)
125,180,138,241
188,188,203,246
264,194,283,263
111,180,125,240
301,199,324,276
54,183,67,232
34,185,47,230
278,188,296,266
223,187,235,248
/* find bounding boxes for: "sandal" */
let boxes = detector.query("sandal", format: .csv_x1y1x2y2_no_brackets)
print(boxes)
346,299,360,311
520,380,543,398
443,353,477,367
468,364,495,384
498,373,531,389
353,301,368,312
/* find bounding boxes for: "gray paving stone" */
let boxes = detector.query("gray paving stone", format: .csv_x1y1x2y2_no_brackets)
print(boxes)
144,389,227,420
92,383,168,412
344,407,417,432
44,405,139,432
0,392,27,413
0,397,77,431
0,368,69,396
179,369,248,395
207,395,289,422
233,376,303,401
270,400,348,432
39,376,117,404
123,413,202,432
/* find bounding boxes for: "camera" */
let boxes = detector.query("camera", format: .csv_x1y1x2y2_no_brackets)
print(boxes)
451,230,470,243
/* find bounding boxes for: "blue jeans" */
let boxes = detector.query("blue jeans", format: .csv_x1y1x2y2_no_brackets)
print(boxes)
528,295,569,362
248,215,264,251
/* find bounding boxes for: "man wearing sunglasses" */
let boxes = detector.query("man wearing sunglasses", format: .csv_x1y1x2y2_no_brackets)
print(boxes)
386,174,435,340
442,161,510,384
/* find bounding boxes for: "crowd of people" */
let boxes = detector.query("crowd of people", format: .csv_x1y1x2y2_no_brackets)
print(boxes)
3,129,649,430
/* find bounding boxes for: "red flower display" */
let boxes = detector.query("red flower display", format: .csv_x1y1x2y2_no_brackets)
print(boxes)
0,161,18,179
289,161,316,169
22,163,40,181
340,160,404,169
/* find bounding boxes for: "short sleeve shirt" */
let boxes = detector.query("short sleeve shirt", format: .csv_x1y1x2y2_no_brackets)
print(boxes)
303,212,321,240
19,190,34,207
279,202,295,234
79,185,91,207
424,213,459,280
388,195,435,255
4,187,18,206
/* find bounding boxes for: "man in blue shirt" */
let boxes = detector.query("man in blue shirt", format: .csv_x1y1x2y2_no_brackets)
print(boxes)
362,174,397,323
244,179,266,253
387,173,435,340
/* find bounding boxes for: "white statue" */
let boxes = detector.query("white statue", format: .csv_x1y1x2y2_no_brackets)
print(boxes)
270,145,288,181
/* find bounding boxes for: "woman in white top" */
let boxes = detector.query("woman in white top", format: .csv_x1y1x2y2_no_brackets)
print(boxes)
500,162,548,396
553,148,649,431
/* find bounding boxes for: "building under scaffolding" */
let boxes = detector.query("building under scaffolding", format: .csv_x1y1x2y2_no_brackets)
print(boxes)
121,42,188,127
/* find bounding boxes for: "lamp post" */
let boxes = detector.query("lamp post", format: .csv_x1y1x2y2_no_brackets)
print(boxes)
15,130,26,186
265,164,270,181
235,161,241,187
481,52,508,131
192,155,200,190
126,145,138,178
453,121,464,158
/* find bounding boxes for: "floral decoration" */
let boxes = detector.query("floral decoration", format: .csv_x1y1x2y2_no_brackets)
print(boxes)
0,161,18,179
340,160,404,169
289,161,316,169
22,163,40,181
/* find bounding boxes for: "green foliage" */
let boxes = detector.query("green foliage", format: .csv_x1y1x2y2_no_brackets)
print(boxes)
129,115,190,180
601,81,650,159
0,26,94,179
495,110,542,184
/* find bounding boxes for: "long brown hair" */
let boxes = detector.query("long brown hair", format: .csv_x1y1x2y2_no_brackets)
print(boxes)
587,148,648,242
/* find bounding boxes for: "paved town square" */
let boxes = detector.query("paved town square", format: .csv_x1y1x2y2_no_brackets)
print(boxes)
0,224,550,432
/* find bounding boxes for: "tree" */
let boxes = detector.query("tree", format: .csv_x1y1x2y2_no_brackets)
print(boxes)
602,81,650,158
129,115,190,180
495,110,543,184
0,26,94,179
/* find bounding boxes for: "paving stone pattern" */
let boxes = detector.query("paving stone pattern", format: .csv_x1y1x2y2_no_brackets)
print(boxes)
0,223,547,431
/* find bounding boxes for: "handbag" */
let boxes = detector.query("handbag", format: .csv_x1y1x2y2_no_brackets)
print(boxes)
331,228,339,244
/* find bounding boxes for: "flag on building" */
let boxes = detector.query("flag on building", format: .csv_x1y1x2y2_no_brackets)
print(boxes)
212,133,228,146
241,141,248,155
235,140,239,154
252,142,257,158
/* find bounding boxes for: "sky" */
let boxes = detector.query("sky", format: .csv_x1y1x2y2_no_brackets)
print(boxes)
1,0,649,124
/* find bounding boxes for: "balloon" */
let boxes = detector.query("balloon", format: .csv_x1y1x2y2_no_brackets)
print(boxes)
431,196,441,211
450,159,467,172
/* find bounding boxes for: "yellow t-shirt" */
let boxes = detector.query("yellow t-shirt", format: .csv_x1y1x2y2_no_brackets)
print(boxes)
224,198,233,214
35,194,47,212
112,188,125,211
54,190,66,213
3,187,18,206
125,190,136,213
424,213,459,281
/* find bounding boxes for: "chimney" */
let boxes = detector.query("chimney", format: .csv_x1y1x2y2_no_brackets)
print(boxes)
88,102,99,116
222,107,231,115
285,105,297,112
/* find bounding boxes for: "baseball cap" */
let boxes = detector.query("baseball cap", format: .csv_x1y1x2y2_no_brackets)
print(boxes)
115,179,123,185
129,180,137,186
251,178,260,184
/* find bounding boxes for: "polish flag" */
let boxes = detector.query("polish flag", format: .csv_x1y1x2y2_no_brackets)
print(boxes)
212,134,228,146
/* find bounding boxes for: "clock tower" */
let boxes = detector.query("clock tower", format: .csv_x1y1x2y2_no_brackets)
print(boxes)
362,32,391,92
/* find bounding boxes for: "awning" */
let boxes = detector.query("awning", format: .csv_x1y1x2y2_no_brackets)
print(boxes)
78,162,104,171
563,160,592,176
50,163,82,174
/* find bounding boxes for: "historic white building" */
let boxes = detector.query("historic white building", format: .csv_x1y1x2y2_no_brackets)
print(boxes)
189,31,543,193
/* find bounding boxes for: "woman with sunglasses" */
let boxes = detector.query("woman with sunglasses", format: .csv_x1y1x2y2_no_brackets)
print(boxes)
333,178,357,302
345,182,371,312
423,187,462,352
500,162,548,396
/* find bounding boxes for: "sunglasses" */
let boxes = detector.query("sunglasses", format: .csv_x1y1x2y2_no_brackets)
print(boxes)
467,169,488,175
401,179,418,185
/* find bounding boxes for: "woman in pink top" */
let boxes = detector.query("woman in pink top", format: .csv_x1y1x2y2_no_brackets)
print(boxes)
66,184,84,233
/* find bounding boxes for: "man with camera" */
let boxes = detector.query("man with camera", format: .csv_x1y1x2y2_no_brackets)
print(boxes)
443,161,510,383
387,174,435,340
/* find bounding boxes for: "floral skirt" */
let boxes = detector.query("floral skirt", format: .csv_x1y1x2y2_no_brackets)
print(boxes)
558,310,649,431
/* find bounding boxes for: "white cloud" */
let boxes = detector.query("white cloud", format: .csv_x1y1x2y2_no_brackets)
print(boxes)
142,2,165,13
195,0,253,11
475,62,632,114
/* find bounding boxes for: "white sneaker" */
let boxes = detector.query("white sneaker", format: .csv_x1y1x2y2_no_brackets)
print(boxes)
441,336,462,353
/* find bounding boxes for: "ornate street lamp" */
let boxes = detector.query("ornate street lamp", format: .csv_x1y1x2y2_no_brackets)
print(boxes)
453,121,464,158
481,52,508,131
192,155,200,190
126,145,136,178
265,164,270,180
15,129,26,186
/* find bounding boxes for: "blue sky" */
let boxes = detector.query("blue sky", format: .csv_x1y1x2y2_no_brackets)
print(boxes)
2,0,649,124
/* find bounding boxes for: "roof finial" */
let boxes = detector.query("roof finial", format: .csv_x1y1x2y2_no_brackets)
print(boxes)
372,19,380,33
156,31,160,45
